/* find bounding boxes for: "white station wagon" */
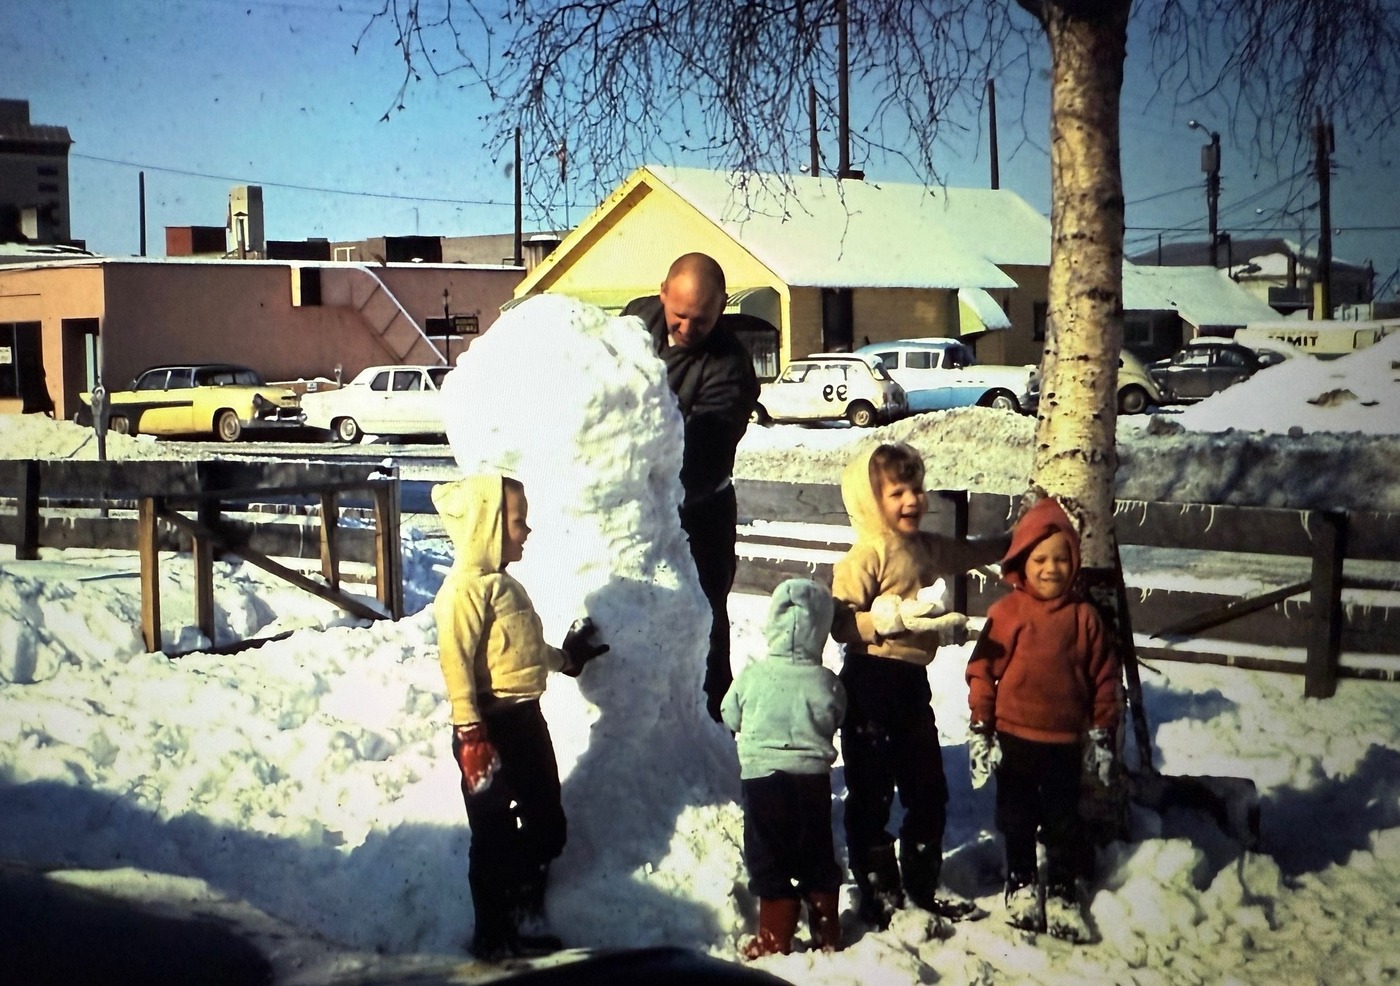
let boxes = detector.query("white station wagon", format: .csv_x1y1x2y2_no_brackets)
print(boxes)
301,364,452,442
754,353,907,427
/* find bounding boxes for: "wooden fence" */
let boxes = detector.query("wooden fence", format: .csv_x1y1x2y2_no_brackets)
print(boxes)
733,479,1400,698
4,464,1397,696
0,459,402,654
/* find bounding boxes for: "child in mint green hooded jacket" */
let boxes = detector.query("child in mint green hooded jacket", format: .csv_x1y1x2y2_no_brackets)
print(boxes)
722,578,847,958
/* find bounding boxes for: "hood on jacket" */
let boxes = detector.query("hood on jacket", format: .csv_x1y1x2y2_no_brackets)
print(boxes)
999,497,1080,592
765,578,835,665
431,475,505,573
839,445,891,543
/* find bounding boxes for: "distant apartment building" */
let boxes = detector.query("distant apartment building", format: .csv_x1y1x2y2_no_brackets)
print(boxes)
0,98,73,245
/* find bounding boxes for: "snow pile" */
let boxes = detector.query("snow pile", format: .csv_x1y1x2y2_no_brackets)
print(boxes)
1,297,1399,982
1174,332,1400,436
439,294,743,947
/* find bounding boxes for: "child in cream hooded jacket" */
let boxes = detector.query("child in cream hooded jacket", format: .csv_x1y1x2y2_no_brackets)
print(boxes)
830,442,1009,928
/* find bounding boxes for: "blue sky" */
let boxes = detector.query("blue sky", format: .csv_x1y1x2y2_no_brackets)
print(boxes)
4,0,1397,297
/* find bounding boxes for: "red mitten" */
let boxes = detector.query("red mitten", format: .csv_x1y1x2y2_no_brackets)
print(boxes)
451,723,501,795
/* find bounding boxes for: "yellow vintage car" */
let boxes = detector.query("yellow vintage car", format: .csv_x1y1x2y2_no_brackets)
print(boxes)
75,363,304,442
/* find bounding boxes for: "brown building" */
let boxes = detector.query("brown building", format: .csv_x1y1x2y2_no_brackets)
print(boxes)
0,257,522,420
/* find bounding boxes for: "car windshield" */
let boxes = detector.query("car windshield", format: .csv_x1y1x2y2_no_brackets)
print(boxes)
427,367,451,389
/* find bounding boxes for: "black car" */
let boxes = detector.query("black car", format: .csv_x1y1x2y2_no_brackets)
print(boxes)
1147,341,1267,404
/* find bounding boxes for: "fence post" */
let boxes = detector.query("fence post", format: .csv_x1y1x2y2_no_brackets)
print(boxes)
193,500,219,643
950,490,970,615
139,496,162,652
320,491,340,592
370,459,403,619
1304,510,1348,699
17,460,40,561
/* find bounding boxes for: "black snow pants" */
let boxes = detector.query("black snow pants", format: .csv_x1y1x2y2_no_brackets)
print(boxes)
995,732,1084,892
458,699,567,944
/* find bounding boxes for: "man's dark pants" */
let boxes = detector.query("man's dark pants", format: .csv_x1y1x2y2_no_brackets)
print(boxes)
680,484,738,722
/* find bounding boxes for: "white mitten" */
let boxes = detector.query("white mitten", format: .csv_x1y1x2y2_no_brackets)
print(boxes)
1084,727,1115,787
871,594,905,637
969,724,1001,789
916,578,949,608
903,610,968,637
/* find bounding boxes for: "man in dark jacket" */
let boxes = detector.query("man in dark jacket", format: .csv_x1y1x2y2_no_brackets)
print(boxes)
624,253,763,722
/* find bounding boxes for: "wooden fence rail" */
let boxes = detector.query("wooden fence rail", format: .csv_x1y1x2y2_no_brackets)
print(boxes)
5,464,1398,695
0,459,403,654
733,480,1400,698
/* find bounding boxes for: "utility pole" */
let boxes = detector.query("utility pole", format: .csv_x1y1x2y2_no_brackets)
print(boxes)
1189,120,1221,267
513,127,523,267
138,172,147,257
809,84,820,177
837,0,852,178
987,79,1000,189
1314,108,1334,319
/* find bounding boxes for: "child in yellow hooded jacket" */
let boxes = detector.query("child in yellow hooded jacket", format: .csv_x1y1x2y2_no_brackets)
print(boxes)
830,442,1009,929
432,474,607,960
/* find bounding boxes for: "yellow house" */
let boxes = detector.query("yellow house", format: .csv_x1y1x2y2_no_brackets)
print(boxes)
512,166,1052,377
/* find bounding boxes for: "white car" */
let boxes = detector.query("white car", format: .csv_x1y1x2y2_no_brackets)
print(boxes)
301,365,452,442
754,353,907,427
854,339,1035,413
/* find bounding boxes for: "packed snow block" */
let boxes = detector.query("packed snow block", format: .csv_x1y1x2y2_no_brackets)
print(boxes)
440,294,734,947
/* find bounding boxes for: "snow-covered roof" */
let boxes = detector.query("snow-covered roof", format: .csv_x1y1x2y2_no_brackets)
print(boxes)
1122,263,1281,327
644,166,1051,291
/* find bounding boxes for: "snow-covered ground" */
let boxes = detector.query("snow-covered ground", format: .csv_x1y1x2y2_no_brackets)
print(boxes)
2,321,1398,984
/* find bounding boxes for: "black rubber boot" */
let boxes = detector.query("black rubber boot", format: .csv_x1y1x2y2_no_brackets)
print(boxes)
852,844,904,929
902,841,983,920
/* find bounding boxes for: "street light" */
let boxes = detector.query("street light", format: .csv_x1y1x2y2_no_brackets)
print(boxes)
1188,120,1222,268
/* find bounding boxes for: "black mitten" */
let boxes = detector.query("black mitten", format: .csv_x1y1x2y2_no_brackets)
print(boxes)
561,617,609,676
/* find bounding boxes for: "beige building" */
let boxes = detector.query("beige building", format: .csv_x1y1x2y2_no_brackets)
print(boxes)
0,258,521,420
512,166,1054,378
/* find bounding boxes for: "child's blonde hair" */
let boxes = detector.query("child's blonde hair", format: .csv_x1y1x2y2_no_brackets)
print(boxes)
868,442,925,490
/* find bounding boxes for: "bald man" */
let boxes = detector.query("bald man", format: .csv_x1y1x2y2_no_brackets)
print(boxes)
624,253,763,722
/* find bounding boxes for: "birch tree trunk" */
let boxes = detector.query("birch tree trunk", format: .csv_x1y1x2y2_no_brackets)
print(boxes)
1024,0,1129,574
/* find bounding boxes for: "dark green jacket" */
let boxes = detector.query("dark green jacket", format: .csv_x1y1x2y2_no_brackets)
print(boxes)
623,295,762,507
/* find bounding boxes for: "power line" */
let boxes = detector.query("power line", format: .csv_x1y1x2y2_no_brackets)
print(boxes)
71,152,512,209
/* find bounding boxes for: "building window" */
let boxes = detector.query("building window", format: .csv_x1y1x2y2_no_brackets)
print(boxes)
38,183,59,193
0,321,50,412
1032,301,1049,342
733,324,780,381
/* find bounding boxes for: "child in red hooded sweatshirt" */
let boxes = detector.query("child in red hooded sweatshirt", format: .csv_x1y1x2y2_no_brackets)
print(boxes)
965,497,1121,944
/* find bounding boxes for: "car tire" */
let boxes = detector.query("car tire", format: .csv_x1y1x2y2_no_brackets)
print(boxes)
751,404,772,426
847,401,877,428
216,409,243,443
984,390,1020,413
334,417,363,443
109,415,132,436
1118,385,1150,415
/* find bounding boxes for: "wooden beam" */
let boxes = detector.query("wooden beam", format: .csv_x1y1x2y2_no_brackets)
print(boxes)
1305,510,1348,699
370,473,404,619
1149,580,1312,639
160,509,389,622
320,491,339,591
193,500,218,642
138,496,161,652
